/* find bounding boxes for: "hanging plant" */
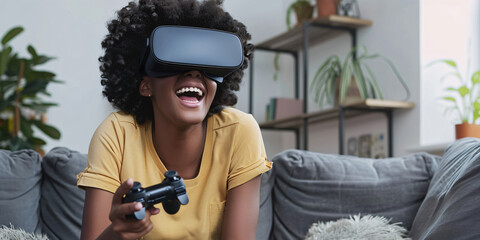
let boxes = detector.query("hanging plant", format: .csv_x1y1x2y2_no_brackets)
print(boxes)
0,26,62,152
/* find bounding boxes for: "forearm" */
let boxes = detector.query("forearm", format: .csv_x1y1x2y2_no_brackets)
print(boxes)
221,175,261,240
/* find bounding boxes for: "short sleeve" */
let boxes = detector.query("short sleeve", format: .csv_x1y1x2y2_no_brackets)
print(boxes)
227,114,272,190
76,113,125,193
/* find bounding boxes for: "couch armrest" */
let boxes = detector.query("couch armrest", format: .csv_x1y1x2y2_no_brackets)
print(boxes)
410,137,480,240
0,150,43,233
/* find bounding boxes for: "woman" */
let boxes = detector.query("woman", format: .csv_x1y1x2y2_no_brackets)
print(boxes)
77,0,271,239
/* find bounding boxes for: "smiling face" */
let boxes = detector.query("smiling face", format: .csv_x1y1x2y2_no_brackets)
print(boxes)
139,70,217,128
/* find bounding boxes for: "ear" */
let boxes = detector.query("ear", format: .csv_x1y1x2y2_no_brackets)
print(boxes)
139,76,152,97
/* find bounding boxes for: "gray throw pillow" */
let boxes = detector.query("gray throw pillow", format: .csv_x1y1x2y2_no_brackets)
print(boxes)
409,137,480,240
0,149,43,233
40,147,87,240
268,149,440,240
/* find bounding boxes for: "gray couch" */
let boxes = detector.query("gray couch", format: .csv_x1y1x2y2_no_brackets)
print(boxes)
257,137,480,240
1,138,480,240
0,147,87,240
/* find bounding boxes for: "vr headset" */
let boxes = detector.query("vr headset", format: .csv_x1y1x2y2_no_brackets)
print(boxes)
142,25,244,83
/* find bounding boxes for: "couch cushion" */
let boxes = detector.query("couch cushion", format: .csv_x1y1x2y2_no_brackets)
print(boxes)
40,147,87,240
268,149,440,240
0,149,43,233
409,137,480,240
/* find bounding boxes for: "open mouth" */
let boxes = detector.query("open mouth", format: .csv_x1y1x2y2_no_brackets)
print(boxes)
175,87,204,103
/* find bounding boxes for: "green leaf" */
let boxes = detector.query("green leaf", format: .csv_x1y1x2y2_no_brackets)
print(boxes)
0,99,14,112
445,87,458,92
473,101,480,122
27,45,38,59
0,79,18,90
442,96,456,103
19,115,34,138
363,63,383,99
33,55,55,66
442,60,457,68
0,46,12,76
458,86,469,97
310,55,341,106
273,53,280,81
22,102,58,112
30,136,47,146
286,2,295,29
427,59,457,68
439,72,462,83
339,60,352,103
1,26,24,46
21,80,48,95
472,70,480,84
351,61,367,99
25,70,56,80
32,120,61,139
3,53,21,77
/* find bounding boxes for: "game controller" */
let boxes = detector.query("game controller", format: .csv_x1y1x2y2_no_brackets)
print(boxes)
122,170,189,220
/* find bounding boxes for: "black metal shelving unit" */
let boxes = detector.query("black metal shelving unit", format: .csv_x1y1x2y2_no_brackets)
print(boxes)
248,15,413,157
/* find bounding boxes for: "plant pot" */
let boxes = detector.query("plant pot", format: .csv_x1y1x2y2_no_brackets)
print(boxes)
335,78,362,106
316,0,338,18
455,123,480,139
293,2,314,26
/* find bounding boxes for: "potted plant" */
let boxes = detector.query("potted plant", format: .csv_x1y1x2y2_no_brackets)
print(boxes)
0,26,62,153
316,0,338,18
310,45,410,107
429,59,480,139
286,0,315,30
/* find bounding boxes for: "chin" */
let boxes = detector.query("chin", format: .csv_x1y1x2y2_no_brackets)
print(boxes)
177,111,208,125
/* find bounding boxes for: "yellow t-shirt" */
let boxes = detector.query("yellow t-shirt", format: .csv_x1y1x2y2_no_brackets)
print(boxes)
77,107,272,239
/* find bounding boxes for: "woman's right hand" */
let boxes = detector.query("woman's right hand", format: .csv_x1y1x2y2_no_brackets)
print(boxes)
104,179,161,240
81,180,160,240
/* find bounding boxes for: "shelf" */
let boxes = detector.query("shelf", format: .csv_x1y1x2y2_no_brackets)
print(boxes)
256,15,372,52
343,98,415,109
249,15,409,155
259,99,414,129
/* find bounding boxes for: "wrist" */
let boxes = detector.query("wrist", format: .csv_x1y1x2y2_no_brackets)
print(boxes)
96,224,121,240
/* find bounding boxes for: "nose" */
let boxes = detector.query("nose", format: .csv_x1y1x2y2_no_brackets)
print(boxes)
183,70,203,79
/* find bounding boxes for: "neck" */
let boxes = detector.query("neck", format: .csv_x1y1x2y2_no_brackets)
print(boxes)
152,118,207,179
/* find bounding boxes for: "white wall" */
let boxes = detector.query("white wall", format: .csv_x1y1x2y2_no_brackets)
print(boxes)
1,0,476,158
420,0,480,147
0,0,133,153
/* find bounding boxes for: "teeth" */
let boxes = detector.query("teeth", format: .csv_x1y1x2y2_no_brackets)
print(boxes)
176,87,203,96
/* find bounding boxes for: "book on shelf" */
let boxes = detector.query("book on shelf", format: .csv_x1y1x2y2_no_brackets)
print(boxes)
266,97,303,121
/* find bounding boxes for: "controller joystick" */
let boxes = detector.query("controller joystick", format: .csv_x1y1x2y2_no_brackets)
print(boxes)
122,170,189,220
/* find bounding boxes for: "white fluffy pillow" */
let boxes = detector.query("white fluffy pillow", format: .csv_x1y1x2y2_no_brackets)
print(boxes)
305,215,410,240
0,225,49,240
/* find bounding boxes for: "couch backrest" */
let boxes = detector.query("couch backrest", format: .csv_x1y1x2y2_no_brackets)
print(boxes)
257,149,440,240
0,147,87,240
40,147,87,240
